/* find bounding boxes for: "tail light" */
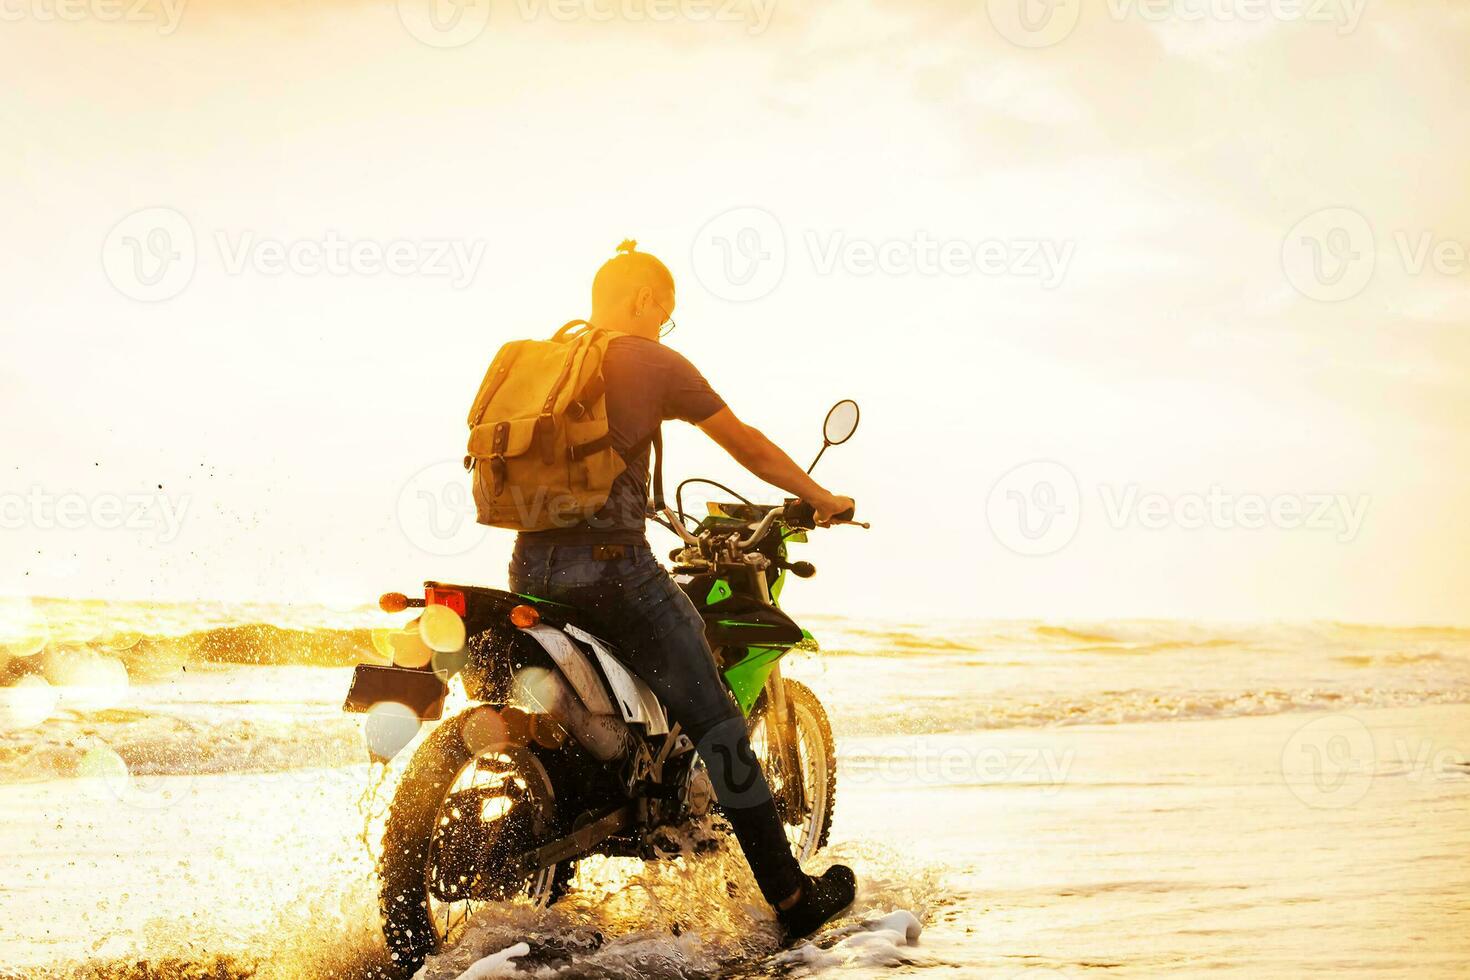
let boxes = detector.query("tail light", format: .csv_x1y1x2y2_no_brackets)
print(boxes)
425,586,466,616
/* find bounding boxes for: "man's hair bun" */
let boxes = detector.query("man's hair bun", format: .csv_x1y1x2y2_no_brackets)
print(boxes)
593,238,673,303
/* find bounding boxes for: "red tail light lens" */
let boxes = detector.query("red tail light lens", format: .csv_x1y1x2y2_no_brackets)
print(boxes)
425,587,466,616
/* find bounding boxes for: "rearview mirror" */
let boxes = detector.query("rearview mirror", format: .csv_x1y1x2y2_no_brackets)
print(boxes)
807,399,861,473
823,399,860,446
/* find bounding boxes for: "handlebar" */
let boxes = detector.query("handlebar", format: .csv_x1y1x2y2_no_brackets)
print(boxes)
737,507,787,548
738,500,864,547
657,507,703,545
660,499,867,553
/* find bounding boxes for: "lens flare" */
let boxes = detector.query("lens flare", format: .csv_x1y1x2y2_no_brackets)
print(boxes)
42,647,130,712
0,675,59,730
96,631,143,654
76,737,195,810
460,705,509,755
76,740,130,787
367,628,396,663
509,666,556,714
419,604,466,654
389,621,433,669
364,701,421,763
0,597,50,659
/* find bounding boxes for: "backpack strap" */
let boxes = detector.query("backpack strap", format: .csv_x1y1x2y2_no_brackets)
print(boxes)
551,319,590,342
535,327,599,463
566,373,604,421
649,427,665,513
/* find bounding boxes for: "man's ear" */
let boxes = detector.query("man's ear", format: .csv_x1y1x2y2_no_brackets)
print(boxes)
633,285,653,315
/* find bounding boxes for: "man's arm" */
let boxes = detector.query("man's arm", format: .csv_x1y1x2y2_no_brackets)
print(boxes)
697,407,855,524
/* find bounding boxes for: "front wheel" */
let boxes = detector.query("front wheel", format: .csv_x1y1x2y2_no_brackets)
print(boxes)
377,711,569,975
748,679,837,860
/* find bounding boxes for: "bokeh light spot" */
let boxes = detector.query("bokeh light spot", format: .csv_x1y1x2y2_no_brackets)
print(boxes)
0,675,59,730
364,701,421,763
418,604,466,654
0,597,50,659
460,705,508,755
389,621,433,669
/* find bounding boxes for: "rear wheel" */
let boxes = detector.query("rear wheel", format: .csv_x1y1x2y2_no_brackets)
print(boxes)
748,679,836,860
378,712,570,975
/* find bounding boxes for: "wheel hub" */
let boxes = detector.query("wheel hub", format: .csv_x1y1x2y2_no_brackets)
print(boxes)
426,784,536,903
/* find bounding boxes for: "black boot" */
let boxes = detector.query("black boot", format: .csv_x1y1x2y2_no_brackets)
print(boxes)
776,864,857,945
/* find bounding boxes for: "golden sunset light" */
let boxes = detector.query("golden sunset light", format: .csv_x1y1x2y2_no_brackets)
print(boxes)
3,2,1467,978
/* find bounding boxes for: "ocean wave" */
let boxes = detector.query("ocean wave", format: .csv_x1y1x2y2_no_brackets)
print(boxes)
1,626,377,693
1033,625,1121,644
827,686,1470,737
1325,621,1470,640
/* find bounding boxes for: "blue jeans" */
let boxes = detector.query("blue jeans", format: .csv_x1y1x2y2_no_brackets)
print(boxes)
509,540,806,906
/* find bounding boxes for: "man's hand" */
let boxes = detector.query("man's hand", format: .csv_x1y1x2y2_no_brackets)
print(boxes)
812,494,855,526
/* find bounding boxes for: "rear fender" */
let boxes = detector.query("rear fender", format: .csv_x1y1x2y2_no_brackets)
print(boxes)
512,621,670,736
563,624,669,735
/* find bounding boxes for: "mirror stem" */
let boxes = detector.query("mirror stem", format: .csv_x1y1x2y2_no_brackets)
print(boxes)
806,442,829,474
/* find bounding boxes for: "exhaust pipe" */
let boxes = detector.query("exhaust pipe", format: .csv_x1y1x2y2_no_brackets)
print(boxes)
512,667,634,762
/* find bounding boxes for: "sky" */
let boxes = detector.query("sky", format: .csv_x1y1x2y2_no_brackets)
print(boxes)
2,0,1468,626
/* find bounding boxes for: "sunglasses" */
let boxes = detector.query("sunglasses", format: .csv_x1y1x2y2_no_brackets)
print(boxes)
652,299,677,339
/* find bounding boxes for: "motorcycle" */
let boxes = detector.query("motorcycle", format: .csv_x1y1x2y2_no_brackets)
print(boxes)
343,399,866,973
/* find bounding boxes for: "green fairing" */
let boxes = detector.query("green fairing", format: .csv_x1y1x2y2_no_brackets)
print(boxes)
706,579,732,604
722,646,784,715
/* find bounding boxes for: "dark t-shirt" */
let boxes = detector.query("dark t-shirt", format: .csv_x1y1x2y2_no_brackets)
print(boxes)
520,335,725,546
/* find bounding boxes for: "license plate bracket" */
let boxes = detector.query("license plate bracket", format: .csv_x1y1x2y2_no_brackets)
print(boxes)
342,664,448,721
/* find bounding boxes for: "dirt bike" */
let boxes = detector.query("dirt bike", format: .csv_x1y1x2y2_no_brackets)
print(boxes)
343,399,866,973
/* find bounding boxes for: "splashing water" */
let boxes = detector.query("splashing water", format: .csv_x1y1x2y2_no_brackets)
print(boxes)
356,760,394,859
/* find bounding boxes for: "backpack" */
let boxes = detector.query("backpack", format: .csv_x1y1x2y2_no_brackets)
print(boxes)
465,320,659,531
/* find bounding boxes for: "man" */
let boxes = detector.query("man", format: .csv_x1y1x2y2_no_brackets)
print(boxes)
508,240,857,942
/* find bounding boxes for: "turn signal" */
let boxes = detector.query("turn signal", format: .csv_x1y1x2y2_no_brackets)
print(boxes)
379,592,410,613
509,604,540,629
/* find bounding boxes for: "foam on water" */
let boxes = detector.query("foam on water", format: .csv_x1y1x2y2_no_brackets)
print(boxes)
416,837,939,980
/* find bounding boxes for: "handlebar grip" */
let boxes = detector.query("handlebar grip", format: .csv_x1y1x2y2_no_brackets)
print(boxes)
785,500,817,529
784,500,856,529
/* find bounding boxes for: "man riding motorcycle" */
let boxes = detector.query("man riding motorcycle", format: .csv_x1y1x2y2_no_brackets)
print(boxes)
506,240,857,942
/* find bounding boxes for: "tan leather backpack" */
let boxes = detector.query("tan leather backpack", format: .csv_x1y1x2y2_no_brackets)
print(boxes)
465,321,628,531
